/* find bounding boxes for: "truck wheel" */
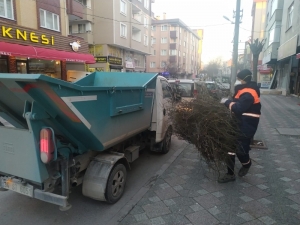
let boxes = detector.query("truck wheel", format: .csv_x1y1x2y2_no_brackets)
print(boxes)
161,127,172,154
105,163,127,204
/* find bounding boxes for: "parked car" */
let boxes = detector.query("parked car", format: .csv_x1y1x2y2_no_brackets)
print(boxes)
168,79,196,101
196,81,223,99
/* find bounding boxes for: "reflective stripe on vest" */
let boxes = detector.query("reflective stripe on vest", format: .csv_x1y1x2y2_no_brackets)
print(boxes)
235,88,260,104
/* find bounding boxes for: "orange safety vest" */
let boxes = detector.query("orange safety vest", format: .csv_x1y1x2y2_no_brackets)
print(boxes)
235,88,260,104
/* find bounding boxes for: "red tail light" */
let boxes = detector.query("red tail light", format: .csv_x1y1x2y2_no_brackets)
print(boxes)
40,128,54,164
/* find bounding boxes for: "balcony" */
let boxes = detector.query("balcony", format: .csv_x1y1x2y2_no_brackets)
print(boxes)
262,42,280,64
67,0,84,20
170,31,178,39
170,43,177,50
82,6,93,22
70,32,94,45
169,56,177,63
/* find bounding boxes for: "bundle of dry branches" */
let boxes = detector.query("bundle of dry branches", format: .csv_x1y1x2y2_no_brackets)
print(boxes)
169,85,239,171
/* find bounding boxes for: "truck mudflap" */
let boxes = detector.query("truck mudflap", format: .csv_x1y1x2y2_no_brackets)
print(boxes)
0,177,69,209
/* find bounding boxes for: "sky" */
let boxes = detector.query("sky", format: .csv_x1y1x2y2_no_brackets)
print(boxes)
152,0,254,65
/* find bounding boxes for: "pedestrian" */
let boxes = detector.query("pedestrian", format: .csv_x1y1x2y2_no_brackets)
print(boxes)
218,69,261,183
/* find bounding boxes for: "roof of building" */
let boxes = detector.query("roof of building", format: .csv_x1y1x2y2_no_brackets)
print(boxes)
152,18,200,39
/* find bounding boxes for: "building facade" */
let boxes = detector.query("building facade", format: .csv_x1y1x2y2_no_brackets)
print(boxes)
262,0,300,95
69,0,152,73
0,0,95,81
251,0,269,85
146,18,201,79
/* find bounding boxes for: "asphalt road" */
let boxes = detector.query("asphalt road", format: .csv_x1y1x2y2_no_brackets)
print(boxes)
0,137,186,225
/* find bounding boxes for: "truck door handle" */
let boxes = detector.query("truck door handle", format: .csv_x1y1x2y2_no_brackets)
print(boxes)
163,108,166,116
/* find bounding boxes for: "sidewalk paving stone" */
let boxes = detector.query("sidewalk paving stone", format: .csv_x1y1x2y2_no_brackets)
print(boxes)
119,95,300,225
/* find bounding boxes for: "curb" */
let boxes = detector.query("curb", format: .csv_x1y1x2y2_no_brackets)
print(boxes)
108,140,189,225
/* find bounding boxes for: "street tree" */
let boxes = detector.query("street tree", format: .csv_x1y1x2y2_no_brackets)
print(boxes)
248,38,265,82
205,57,222,79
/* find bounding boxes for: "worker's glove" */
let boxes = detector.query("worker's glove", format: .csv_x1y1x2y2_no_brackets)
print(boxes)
224,100,231,108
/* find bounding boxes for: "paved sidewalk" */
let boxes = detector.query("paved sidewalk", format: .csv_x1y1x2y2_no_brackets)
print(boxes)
119,95,300,225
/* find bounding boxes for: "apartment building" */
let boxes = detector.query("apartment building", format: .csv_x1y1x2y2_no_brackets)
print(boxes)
251,0,269,85
0,0,94,81
69,0,152,73
262,0,300,95
146,18,201,79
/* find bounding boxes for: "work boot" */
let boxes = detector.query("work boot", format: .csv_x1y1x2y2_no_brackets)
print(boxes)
238,160,252,177
217,173,236,183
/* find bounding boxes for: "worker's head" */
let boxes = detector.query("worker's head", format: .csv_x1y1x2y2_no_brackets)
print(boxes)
236,69,252,84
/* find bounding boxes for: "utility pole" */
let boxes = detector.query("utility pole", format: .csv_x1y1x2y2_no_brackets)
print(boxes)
230,0,241,94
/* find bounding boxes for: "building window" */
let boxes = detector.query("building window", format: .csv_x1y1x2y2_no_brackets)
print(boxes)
161,61,166,68
270,0,278,15
69,25,72,34
151,37,156,45
151,25,156,31
183,52,186,57
0,0,13,19
161,37,168,43
179,51,181,57
134,59,140,67
161,25,168,31
161,50,167,56
120,23,127,38
120,0,127,15
144,35,148,46
150,62,156,68
40,9,60,31
144,0,149,9
287,3,294,29
268,23,281,46
132,27,141,41
183,41,186,47
153,50,156,55
78,24,86,33
170,50,177,55
144,16,148,27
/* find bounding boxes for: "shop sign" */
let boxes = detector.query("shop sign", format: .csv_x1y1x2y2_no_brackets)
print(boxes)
125,61,135,69
108,56,122,65
1,25,54,45
261,81,271,88
95,56,108,63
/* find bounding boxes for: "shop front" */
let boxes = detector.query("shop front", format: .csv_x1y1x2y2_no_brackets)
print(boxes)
258,65,273,88
125,61,135,72
108,56,123,72
0,23,95,80
89,56,123,72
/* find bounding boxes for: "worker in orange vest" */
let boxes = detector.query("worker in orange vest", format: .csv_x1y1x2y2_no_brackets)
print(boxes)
218,69,261,183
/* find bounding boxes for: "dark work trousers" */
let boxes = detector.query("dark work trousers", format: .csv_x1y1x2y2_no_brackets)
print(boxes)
227,138,251,175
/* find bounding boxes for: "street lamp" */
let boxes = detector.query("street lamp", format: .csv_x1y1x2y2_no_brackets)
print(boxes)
223,16,234,24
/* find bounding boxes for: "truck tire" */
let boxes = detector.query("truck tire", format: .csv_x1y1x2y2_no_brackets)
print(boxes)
161,126,172,154
105,163,127,204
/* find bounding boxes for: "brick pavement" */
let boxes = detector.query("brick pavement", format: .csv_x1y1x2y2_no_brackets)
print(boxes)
119,95,300,225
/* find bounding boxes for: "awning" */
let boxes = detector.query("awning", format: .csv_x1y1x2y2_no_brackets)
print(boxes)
0,41,95,64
